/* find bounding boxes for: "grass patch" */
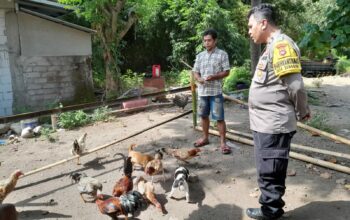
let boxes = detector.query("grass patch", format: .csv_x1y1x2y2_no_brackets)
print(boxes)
306,111,333,133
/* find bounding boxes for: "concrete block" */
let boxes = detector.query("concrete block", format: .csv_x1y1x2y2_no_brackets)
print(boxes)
0,35,7,44
42,83,58,89
48,66,62,72
0,52,10,67
122,98,148,109
27,72,41,78
27,83,42,90
0,10,6,18
32,66,48,72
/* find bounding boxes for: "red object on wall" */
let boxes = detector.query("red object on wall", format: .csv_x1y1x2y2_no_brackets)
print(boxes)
122,98,148,109
152,65,161,78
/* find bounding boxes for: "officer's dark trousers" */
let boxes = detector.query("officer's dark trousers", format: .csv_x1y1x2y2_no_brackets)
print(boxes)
253,131,295,218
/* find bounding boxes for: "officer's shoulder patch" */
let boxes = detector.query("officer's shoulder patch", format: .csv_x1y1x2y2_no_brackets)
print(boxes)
272,40,301,77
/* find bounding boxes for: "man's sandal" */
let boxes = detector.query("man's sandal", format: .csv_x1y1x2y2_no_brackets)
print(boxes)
221,145,231,154
194,139,209,147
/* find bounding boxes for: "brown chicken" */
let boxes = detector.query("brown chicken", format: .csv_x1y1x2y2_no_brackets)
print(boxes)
134,176,162,213
161,147,201,162
0,170,23,204
144,150,165,183
112,153,133,197
128,144,154,169
95,191,146,220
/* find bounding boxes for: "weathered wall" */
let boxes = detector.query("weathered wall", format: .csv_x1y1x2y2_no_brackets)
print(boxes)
15,56,94,111
0,9,13,116
18,12,92,57
4,11,94,113
0,0,14,9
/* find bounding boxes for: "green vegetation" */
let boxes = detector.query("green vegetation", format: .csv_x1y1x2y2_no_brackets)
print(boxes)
40,127,57,143
336,56,350,74
223,61,251,94
58,107,110,129
306,111,333,133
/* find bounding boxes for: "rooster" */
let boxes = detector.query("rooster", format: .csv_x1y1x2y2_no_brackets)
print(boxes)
112,153,133,197
95,191,146,220
161,147,200,162
0,170,24,204
71,133,87,165
173,94,189,109
70,172,102,203
134,176,162,213
128,144,154,170
144,150,165,183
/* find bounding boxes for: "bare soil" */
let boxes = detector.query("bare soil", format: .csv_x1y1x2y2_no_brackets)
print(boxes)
1,76,350,220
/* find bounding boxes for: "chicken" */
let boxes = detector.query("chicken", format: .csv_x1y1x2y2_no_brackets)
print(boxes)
69,172,102,203
112,153,133,197
0,203,17,220
173,94,189,109
0,170,24,204
144,150,165,183
161,147,201,162
71,133,87,165
95,191,146,220
128,144,154,170
134,176,162,212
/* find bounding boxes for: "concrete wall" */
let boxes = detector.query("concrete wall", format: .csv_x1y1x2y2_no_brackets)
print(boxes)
18,12,92,57
4,11,94,113
0,9,13,116
0,0,15,9
15,55,94,111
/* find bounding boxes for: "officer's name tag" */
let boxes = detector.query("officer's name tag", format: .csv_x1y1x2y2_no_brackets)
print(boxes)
253,53,268,84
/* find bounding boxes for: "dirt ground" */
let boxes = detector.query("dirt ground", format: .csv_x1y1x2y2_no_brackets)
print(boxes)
1,75,350,220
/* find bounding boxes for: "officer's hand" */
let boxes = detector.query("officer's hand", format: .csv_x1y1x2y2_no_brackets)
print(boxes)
301,113,311,122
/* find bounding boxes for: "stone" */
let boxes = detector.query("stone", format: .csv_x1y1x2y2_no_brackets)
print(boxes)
306,164,313,169
287,169,297,176
10,122,22,134
336,178,347,185
320,172,332,179
0,123,10,134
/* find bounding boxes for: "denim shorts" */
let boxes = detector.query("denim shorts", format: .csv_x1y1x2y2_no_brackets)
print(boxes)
198,94,224,120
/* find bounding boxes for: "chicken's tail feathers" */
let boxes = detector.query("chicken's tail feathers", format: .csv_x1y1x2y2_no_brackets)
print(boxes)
124,157,133,177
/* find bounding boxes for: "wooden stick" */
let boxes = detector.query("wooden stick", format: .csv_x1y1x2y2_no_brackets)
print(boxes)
108,103,174,116
223,94,350,147
22,110,193,178
226,128,350,160
297,122,350,146
196,127,350,175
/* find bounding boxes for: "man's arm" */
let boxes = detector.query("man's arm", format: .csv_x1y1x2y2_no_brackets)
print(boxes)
193,71,206,84
282,74,310,121
205,70,229,81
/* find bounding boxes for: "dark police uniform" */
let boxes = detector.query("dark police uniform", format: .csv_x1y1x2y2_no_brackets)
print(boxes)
248,30,310,218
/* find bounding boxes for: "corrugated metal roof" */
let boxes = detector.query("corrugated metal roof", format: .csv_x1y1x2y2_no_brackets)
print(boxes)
20,8,96,34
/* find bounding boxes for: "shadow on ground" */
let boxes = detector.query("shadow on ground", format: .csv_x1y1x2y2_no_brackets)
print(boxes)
287,201,350,220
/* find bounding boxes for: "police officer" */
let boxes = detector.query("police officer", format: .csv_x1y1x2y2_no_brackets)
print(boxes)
246,4,310,219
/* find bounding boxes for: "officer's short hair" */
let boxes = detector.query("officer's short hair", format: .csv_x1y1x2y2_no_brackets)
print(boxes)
247,3,277,26
203,29,218,40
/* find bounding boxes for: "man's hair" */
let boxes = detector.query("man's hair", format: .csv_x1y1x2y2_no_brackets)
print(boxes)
202,29,218,40
247,3,277,26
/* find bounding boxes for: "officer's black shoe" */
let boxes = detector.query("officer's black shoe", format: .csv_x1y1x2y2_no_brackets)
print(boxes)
246,208,280,220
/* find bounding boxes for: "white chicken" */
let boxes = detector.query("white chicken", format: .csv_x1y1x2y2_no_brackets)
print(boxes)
71,133,87,165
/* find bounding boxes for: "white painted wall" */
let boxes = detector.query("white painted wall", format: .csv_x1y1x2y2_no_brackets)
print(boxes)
18,12,92,57
0,9,13,116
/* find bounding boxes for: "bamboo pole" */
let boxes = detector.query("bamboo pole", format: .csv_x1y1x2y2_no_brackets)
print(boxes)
226,128,350,160
196,127,350,175
180,59,197,128
22,110,193,178
297,122,350,146
108,103,174,116
223,94,350,147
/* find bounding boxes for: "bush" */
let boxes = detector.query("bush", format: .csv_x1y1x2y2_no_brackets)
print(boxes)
58,110,91,129
163,70,191,87
336,56,350,74
178,70,191,86
223,61,251,93
120,69,145,94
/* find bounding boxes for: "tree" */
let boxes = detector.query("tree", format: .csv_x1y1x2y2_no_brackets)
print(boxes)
300,0,350,58
250,0,261,75
60,0,138,97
